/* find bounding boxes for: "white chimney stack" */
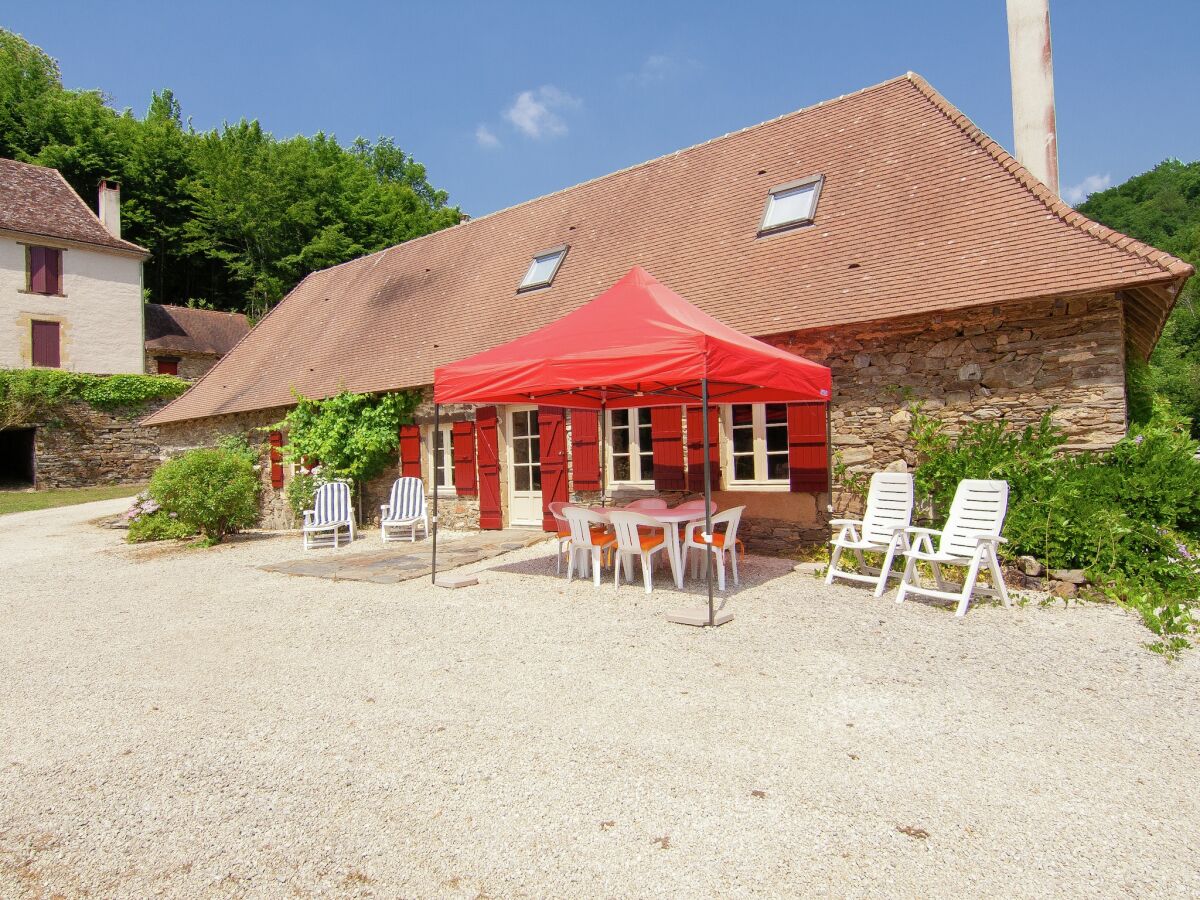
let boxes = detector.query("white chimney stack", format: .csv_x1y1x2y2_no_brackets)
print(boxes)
98,180,121,239
1006,0,1059,195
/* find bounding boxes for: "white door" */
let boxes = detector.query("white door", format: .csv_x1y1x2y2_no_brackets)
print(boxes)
507,406,542,526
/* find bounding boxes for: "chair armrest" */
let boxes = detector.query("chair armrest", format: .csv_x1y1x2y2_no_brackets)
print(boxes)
380,504,391,516
828,518,862,527
971,534,1007,545
303,509,315,525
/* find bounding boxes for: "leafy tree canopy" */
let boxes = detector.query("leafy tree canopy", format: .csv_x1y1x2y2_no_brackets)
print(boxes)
1078,160,1200,435
0,29,460,318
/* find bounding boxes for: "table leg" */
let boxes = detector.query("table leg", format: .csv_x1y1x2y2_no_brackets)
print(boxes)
666,527,683,589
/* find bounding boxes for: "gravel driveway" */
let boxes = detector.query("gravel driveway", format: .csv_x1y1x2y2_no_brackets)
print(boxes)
2,498,1198,898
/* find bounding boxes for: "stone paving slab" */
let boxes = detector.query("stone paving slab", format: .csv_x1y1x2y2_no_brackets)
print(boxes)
259,529,550,583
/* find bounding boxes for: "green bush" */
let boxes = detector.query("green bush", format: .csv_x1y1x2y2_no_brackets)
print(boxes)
909,407,1200,655
0,368,188,429
127,509,197,543
148,447,260,544
285,470,317,519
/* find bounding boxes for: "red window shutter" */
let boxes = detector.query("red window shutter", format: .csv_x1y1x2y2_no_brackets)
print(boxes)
156,357,179,376
45,248,62,295
686,405,721,492
650,406,686,490
28,247,48,294
476,407,502,529
787,403,829,493
399,424,421,478
268,430,285,489
570,410,601,491
538,407,568,531
452,421,477,497
30,320,60,368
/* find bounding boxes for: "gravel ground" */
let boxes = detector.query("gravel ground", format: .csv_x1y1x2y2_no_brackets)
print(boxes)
2,498,1198,899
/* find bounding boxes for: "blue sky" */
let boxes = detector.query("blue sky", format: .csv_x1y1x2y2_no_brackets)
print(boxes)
5,1,1197,215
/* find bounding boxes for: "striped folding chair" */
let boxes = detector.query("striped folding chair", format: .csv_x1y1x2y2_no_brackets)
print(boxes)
302,480,355,549
381,477,429,543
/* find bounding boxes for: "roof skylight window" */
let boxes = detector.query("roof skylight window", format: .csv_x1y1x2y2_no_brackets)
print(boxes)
759,175,824,234
518,245,568,291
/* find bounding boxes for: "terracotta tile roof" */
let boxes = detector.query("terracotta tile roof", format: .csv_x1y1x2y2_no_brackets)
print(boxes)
0,158,148,256
144,304,251,356
144,73,1192,426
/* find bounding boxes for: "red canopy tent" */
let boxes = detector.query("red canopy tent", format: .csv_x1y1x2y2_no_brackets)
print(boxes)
432,266,832,625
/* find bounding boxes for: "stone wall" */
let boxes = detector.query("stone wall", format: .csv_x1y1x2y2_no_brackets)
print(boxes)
29,399,173,488
144,350,220,380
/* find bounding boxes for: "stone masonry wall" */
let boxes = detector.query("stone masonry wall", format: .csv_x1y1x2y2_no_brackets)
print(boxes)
144,350,221,381
30,398,175,488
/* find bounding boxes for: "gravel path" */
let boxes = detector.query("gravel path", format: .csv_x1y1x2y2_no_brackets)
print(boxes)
2,499,1198,898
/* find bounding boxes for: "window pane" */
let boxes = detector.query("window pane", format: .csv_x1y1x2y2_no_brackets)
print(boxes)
515,466,530,492
530,435,540,461
612,409,629,428
764,403,787,424
763,183,817,229
613,456,631,481
640,452,654,481
767,454,790,481
766,425,788,453
514,438,529,464
735,455,756,481
733,428,754,454
513,413,528,438
638,422,652,450
731,404,753,427
612,429,630,454
531,464,542,491
519,250,564,288
636,409,653,427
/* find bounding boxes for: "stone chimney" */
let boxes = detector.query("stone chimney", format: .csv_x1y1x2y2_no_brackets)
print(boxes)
1006,0,1059,195
98,180,121,239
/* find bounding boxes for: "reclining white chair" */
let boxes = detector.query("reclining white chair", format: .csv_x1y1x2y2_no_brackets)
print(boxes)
302,481,355,550
609,510,671,594
564,506,617,587
825,472,914,596
896,479,1010,617
683,506,746,591
380,476,428,542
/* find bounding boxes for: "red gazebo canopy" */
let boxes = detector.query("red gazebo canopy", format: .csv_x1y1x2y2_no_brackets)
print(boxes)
434,267,831,408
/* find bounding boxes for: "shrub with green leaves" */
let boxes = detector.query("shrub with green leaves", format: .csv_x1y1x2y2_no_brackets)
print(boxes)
0,368,188,429
908,406,1200,655
128,509,197,543
148,447,260,544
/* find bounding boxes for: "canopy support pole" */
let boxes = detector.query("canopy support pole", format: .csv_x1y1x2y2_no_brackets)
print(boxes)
825,401,834,516
702,376,715,626
431,403,440,586
600,400,607,508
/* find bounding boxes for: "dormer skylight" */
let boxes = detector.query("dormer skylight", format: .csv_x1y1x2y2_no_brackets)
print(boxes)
759,175,824,234
518,245,568,291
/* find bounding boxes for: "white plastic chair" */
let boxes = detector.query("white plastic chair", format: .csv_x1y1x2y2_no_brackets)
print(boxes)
380,476,428,542
303,481,355,549
609,510,670,594
548,500,577,575
564,506,617,587
896,479,1011,616
683,506,745,591
825,472,914,596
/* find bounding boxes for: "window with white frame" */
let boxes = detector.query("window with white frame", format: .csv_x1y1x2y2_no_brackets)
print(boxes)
726,403,789,484
432,423,455,491
517,245,568,291
759,175,824,234
607,408,655,484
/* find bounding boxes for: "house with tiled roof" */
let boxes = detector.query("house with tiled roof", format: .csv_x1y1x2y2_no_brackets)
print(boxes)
144,74,1192,544
0,158,149,374
144,304,250,380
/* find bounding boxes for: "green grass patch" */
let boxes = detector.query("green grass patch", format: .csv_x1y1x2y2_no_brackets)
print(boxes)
0,484,145,516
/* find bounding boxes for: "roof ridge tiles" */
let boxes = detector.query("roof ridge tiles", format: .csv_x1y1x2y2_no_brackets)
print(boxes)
902,72,1193,284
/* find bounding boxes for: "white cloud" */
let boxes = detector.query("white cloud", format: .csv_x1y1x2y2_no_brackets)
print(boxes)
1063,173,1112,205
503,86,581,140
475,124,500,149
625,53,701,87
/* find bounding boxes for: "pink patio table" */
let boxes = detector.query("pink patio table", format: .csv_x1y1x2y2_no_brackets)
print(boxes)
586,504,719,590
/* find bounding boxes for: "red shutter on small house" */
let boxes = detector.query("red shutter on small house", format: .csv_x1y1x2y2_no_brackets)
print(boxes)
538,407,568,531
268,430,285,489
650,406,686,491
156,357,179,376
30,320,60,368
28,247,46,294
787,403,829,493
399,424,421,478
686,405,721,492
45,248,62,295
452,421,477,497
476,407,502,529
570,410,601,491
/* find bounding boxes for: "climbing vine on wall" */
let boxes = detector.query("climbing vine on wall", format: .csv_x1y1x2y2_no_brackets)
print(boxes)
0,369,189,429
275,389,421,486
